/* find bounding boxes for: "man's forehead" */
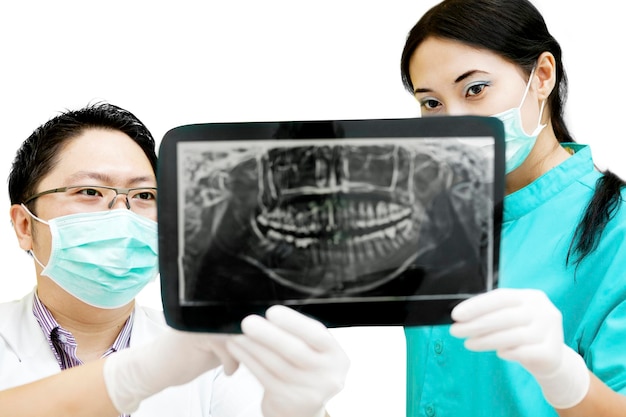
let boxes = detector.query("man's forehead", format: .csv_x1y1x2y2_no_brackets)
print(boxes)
38,131,155,188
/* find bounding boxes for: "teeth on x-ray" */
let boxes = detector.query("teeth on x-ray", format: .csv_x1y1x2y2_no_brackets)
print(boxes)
256,201,412,246
259,213,412,251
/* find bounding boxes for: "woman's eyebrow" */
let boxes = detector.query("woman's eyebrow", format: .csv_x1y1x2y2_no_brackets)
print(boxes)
454,69,488,83
413,69,489,94
414,87,433,94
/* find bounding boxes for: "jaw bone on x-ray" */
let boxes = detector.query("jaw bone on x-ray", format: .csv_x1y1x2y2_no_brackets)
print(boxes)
158,118,502,331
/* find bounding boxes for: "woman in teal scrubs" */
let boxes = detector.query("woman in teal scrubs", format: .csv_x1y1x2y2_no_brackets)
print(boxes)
400,0,626,415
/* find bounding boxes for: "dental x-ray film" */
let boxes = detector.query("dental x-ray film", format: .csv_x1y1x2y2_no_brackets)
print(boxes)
158,116,504,333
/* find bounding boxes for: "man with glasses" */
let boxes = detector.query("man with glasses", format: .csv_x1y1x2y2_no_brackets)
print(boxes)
0,103,349,416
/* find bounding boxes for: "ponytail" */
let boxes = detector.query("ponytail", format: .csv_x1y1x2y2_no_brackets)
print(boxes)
567,170,625,266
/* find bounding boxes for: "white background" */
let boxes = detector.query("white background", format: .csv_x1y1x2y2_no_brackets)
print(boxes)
0,1,624,416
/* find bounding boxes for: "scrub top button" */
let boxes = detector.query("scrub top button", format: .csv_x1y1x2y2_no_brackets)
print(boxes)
433,340,444,354
425,404,436,417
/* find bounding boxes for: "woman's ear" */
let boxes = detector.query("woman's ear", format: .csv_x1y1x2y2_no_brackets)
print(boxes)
10,204,33,251
534,51,557,100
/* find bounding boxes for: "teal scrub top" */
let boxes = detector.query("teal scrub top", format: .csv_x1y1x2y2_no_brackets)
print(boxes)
405,144,626,416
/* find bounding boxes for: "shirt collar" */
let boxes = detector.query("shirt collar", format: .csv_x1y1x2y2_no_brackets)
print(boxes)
503,144,596,222
32,291,58,343
32,291,134,368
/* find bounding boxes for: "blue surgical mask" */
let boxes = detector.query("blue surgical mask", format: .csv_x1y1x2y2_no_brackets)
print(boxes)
492,68,546,173
23,206,159,309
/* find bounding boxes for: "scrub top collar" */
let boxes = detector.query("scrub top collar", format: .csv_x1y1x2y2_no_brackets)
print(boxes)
503,144,595,222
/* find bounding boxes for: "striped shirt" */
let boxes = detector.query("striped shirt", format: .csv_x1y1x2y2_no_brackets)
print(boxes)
32,292,134,417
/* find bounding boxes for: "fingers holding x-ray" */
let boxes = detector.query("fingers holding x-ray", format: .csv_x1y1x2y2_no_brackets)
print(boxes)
450,288,564,376
226,305,349,417
451,291,532,350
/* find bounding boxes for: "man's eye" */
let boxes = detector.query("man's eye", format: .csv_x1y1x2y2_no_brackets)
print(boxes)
135,191,156,200
77,188,102,197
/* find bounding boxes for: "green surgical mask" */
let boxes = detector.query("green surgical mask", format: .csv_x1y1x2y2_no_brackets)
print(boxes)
23,206,159,309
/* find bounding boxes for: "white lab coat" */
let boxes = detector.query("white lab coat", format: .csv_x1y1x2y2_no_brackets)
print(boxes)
0,290,263,416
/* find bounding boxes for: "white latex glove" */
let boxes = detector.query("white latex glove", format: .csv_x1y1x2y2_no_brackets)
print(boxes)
103,328,239,414
450,288,590,409
226,305,350,417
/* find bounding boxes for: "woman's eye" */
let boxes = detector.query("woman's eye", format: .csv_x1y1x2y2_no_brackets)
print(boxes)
420,98,441,111
466,83,488,97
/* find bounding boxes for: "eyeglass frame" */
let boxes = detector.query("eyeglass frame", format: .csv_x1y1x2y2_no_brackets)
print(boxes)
22,185,158,210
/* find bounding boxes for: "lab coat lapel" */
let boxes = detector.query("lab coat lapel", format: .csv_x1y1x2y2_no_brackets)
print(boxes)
0,290,60,388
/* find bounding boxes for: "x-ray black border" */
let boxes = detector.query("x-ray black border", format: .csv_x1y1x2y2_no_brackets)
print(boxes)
158,116,504,333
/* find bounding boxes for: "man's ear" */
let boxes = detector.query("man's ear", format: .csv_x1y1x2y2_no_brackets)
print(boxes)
10,204,33,251
534,51,557,101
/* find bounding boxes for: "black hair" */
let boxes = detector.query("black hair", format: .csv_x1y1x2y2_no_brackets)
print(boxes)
400,0,625,266
8,102,157,211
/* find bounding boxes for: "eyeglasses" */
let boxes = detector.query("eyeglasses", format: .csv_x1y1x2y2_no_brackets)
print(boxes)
23,185,158,214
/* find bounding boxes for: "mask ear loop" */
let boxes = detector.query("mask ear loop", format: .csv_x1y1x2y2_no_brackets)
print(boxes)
20,204,49,269
519,67,548,136
28,249,47,269
535,100,547,129
20,203,49,225
518,67,537,108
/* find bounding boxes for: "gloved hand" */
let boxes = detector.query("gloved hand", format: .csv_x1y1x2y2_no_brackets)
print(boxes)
103,328,239,414
449,288,590,409
227,305,350,417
